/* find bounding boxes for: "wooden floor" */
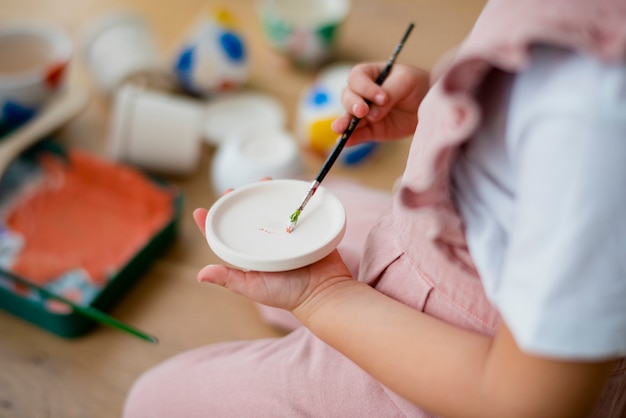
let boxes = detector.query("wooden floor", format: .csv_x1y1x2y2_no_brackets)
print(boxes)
0,1,485,416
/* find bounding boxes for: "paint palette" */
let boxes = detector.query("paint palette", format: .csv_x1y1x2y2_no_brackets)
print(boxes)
205,179,346,272
0,142,181,338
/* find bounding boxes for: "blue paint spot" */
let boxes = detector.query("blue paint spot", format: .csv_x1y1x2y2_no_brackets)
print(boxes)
342,142,378,165
173,45,200,95
1,101,36,130
307,88,330,107
175,45,195,73
219,32,245,62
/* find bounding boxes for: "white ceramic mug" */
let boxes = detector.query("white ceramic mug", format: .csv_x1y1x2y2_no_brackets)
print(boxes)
0,22,72,132
109,84,204,174
256,0,351,69
81,11,165,94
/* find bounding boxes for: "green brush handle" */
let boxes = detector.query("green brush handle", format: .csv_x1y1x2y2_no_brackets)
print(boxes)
1,268,158,344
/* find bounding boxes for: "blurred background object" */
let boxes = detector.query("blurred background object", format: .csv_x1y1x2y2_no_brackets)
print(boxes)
296,62,379,165
173,7,249,97
108,84,205,174
0,22,73,135
210,128,303,194
256,0,351,69
81,10,170,95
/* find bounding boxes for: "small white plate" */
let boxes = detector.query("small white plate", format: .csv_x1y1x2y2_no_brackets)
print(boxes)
202,92,287,145
205,179,346,272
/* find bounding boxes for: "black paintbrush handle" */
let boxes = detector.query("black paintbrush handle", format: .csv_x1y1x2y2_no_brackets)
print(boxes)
314,22,414,184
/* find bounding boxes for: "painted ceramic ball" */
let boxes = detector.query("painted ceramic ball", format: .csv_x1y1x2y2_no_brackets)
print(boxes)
296,63,378,165
173,10,249,97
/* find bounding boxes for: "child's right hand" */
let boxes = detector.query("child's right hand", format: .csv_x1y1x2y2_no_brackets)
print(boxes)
331,62,430,145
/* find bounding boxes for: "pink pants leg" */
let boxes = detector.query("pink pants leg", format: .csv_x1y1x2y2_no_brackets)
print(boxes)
123,327,414,417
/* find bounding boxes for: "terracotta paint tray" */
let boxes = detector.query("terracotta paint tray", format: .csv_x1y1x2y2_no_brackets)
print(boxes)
0,141,182,338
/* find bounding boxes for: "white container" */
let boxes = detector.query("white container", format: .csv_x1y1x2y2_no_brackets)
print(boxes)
210,129,304,195
109,84,204,174
81,11,164,94
0,22,73,128
202,91,287,146
172,12,249,97
256,0,351,69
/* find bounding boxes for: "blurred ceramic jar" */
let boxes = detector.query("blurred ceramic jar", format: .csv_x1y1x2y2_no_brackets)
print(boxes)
256,0,351,69
172,8,249,98
0,22,72,133
81,11,175,95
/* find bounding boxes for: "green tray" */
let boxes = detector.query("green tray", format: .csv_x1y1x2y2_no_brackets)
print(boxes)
0,142,183,339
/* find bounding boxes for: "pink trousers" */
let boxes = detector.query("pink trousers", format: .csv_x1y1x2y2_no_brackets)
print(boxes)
123,179,625,417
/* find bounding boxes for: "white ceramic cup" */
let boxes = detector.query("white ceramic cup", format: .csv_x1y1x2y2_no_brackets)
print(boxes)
109,84,204,174
0,22,72,131
211,129,304,195
81,11,164,94
256,0,351,69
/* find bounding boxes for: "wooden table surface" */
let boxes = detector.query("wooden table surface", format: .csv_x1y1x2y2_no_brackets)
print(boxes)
0,1,485,416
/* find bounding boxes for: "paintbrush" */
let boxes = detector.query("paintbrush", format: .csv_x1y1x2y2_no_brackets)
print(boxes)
1,268,159,344
286,22,415,233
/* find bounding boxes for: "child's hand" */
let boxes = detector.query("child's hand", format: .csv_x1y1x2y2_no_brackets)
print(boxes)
192,208,353,313
331,62,429,145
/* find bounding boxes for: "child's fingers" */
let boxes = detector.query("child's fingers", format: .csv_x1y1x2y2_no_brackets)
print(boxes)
340,87,372,119
198,264,260,296
330,112,372,145
340,66,388,119
331,112,352,133
197,264,232,285
193,208,209,237
347,63,389,106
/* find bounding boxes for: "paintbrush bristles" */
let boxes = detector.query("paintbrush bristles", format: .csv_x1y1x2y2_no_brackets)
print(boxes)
286,209,301,233
286,180,319,233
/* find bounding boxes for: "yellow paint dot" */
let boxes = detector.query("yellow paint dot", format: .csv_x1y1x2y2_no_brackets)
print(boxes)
214,8,237,28
308,116,338,154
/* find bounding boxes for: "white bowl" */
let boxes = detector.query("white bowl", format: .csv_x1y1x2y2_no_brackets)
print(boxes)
0,22,73,128
210,128,303,195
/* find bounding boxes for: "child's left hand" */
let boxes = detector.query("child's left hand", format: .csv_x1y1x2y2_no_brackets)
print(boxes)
192,208,354,313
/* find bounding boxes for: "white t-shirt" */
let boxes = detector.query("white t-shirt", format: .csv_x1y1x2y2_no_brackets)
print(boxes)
453,45,626,360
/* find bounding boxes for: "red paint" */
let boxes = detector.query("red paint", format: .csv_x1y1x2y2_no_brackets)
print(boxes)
45,61,67,89
6,150,174,286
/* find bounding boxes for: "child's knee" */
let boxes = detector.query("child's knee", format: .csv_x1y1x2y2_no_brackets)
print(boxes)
122,359,188,418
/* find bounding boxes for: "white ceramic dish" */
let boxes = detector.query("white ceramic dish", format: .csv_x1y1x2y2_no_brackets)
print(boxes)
202,91,286,145
210,128,303,195
205,179,346,272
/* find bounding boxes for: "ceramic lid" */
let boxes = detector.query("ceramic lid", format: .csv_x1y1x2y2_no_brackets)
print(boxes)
202,91,287,145
205,179,346,271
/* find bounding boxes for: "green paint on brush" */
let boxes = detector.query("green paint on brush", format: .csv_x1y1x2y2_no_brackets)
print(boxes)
286,208,301,233
289,209,301,223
